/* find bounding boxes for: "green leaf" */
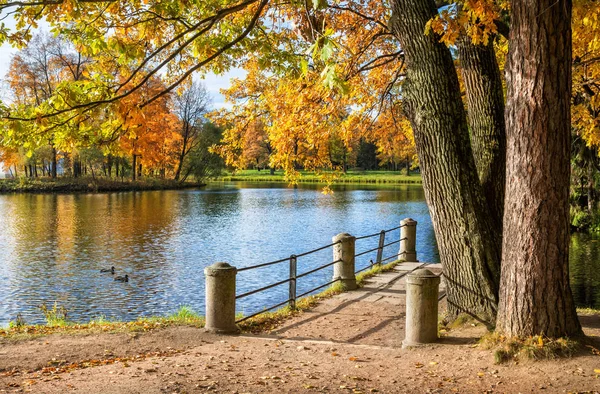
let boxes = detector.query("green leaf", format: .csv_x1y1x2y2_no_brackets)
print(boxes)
321,40,334,61
312,0,328,10
300,59,309,77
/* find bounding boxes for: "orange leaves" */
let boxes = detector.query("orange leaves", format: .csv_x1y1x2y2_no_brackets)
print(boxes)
116,74,181,173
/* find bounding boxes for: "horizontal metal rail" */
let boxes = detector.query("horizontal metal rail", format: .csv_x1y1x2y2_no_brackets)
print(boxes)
297,259,341,279
384,224,405,232
355,231,382,241
354,236,406,259
235,298,291,323
237,256,290,272
236,278,291,300
296,278,341,299
382,237,406,248
295,241,341,258
354,244,383,258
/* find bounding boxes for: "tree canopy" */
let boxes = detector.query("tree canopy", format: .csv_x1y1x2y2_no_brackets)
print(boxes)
1,0,599,339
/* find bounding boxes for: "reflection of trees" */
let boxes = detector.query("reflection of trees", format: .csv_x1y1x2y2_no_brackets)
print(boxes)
4,192,184,323
569,233,600,309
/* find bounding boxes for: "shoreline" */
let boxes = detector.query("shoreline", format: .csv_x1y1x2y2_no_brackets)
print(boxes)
0,178,205,194
214,170,423,185
0,261,400,339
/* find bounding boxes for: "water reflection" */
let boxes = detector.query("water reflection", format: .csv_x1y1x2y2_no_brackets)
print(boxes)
1,182,438,326
570,233,600,309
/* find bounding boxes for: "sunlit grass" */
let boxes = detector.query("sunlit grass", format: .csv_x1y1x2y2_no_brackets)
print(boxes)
214,170,422,184
1,306,204,340
479,332,580,363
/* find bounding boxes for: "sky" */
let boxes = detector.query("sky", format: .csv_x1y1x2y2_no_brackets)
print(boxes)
0,11,245,110
0,39,245,110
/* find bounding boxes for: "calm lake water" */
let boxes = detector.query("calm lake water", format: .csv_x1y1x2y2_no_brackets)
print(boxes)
0,182,598,327
0,182,438,326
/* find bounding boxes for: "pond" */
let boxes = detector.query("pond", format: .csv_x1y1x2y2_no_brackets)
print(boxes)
0,182,598,327
0,182,438,326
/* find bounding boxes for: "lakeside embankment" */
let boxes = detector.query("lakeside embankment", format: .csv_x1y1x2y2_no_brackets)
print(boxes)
0,261,397,339
214,170,423,184
2,261,599,393
0,177,204,194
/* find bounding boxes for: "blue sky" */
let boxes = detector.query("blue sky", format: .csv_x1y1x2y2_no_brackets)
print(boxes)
0,27,245,110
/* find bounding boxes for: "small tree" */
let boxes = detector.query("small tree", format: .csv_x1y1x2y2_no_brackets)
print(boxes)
173,82,211,181
180,122,225,182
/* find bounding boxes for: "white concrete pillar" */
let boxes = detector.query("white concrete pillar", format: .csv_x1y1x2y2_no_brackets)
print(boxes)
399,218,418,262
403,268,440,347
332,233,357,290
204,262,239,334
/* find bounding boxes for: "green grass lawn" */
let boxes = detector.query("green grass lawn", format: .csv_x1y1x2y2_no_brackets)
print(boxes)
214,170,422,184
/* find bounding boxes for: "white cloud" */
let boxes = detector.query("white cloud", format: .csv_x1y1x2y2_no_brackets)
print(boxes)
195,69,247,110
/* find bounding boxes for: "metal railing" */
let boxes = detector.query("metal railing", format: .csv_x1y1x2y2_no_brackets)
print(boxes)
235,242,343,323
235,223,408,323
354,224,407,274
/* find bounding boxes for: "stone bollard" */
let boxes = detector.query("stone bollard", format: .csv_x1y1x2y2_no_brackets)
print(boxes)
403,269,441,348
399,218,418,262
332,233,357,290
204,262,239,334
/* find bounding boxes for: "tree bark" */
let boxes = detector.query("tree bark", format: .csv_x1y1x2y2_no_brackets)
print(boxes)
588,156,595,212
132,154,137,181
497,0,582,337
458,38,506,230
390,0,501,325
51,147,57,179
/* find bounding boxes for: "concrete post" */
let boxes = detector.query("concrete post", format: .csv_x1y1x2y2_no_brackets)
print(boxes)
403,269,440,348
332,233,357,290
399,218,418,262
204,262,239,334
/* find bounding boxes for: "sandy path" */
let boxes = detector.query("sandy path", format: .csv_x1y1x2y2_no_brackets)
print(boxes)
1,263,599,393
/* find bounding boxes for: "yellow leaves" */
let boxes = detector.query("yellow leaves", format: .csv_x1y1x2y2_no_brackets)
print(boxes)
587,345,600,356
538,336,544,348
426,0,500,46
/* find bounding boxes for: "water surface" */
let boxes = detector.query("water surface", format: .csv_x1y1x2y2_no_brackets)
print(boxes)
2,182,598,327
0,182,438,326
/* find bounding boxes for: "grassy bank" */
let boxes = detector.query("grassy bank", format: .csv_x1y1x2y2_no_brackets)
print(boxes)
1,261,401,340
1,306,205,340
0,177,204,194
214,170,422,185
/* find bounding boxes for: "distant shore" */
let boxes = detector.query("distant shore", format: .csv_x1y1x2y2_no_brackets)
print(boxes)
214,169,423,185
0,177,205,194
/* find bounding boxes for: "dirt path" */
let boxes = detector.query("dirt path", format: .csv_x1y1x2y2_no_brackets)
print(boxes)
1,263,600,393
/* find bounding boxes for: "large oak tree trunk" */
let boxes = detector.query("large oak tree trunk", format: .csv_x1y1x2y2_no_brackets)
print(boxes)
497,0,581,337
390,0,501,325
458,38,506,230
